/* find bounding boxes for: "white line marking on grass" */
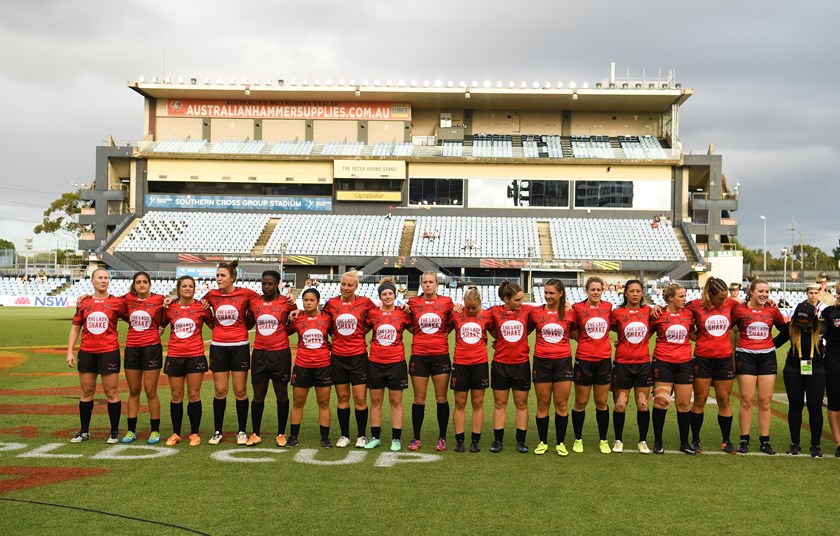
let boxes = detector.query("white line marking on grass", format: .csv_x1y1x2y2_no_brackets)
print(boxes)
294,449,367,465
211,447,289,463
373,452,442,467
17,443,83,459
0,442,27,452
92,445,177,460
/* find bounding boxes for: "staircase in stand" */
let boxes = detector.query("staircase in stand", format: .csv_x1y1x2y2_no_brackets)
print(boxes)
252,218,281,256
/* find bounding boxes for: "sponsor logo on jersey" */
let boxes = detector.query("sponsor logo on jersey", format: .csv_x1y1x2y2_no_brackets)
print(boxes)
746,321,770,340
86,312,109,335
173,318,197,339
302,328,325,349
584,317,608,339
705,314,730,337
215,304,239,326
130,310,153,331
460,322,483,344
335,313,358,336
376,324,398,346
256,314,279,336
500,320,524,343
665,324,688,343
624,321,648,344
418,313,442,334
541,323,564,343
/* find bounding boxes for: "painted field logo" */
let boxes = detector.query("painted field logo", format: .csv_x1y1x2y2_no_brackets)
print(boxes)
500,320,524,343
418,313,442,334
665,324,688,343
256,314,279,336
376,325,398,346
215,305,239,326
584,317,608,339
460,322,483,344
335,314,358,336
541,323,564,343
302,329,325,349
705,315,730,337
746,322,770,340
172,318,197,339
86,312,109,335
624,322,648,344
130,310,153,331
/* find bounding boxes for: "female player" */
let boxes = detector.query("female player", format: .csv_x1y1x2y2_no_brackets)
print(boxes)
364,279,412,451
286,288,333,448
650,283,696,454
609,279,653,454
66,268,128,443
685,277,739,453
530,279,576,456
487,280,533,454
120,272,166,444
571,276,613,454
244,270,296,447
407,272,454,451
820,281,840,457
449,285,492,453
776,303,825,457
731,278,787,454
203,260,260,445
162,276,213,446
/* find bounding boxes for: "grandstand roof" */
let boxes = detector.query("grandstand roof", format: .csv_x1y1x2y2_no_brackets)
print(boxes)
128,81,692,113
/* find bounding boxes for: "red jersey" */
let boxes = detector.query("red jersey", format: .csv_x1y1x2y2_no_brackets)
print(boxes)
450,310,494,365
650,309,693,363
487,305,533,365
687,298,738,358
610,305,652,364
572,301,613,361
289,311,332,368
323,295,377,357
530,306,575,359
204,287,260,345
163,302,213,357
731,302,787,353
408,295,453,356
366,308,411,364
123,293,165,348
247,295,297,351
72,295,128,353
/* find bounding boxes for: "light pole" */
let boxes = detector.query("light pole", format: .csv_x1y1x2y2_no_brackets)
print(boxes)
759,215,767,272
781,247,788,307
280,241,288,285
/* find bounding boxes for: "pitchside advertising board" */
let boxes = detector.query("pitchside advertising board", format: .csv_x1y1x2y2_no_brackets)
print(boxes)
145,194,332,211
0,296,77,307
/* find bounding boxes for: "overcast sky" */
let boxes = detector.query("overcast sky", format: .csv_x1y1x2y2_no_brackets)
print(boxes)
1,0,837,259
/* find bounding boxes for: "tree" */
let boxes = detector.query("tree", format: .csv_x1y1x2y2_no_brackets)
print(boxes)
33,190,89,240
0,238,15,252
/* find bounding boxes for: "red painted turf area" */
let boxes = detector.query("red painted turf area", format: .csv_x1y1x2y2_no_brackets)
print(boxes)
0,466,109,493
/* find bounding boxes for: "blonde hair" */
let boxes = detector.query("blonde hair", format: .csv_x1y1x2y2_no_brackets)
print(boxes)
790,318,821,360
662,283,685,303
463,285,482,304
701,277,729,309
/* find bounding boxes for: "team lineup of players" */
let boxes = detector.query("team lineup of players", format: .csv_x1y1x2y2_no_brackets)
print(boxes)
66,262,840,457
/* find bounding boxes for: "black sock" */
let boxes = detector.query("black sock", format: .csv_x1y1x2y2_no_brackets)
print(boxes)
371,426,381,440
613,411,625,442
759,435,770,444
536,416,549,443
107,401,121,434
150,418,160,433
411,403,425,440
572,410,585,440
555,413,568,445
437,402,449,439
653,407,667,443
494,428,504,442
320,425,330,439
235,398,249,433
677,411,690,445
637,410,650,442
337,407,351,437
276,399,289,435
455,432,465,442
171,402,184,436
79,400,94,432
355,408,368,437
213,398,225,433
740,434,750,444
690,411,704,442
515,428,526,443
718,415,733,443
393,428,402,441
596,409,609,441
251,401,265,435
471,432,481,443
127,417,138,433
187,402,201,435
290,423,300,437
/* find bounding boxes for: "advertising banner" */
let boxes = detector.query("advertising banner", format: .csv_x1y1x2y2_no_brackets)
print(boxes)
145,194,332,211
163,99,411,121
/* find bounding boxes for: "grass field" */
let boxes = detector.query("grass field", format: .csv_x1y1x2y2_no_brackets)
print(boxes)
2,307,840,535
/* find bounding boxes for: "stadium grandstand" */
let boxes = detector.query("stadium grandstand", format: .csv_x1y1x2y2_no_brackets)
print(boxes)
55,64,741,301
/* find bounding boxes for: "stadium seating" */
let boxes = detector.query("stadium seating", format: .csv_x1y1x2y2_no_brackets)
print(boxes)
263,215,406,257
209,140,266,154
618,135,666,159
270,140,315,155
0,276,67,295
153,139,208,153
441,140,464,157
116,211,270,254
411,216,539,258
549,218,686,261
472,135,513,157
371,142,414,157
321,141,365,156
520,135,564,158
571,135,615,158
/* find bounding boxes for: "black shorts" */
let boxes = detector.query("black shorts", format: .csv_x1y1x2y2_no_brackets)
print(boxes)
653,359,694,385
409,354,452,378
451,363,490,391
331,353,368,386
491,361,531,391
292,365,333,388
693,355,735,381
825,356,840,411
612,362,653,390
735,350,777,376
367,361,409,391
574,359,612,386
251,348,292,385
164,356,208,377
124,344,163,371
533,356,574,384
77,349,121,375
209,345,251,373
